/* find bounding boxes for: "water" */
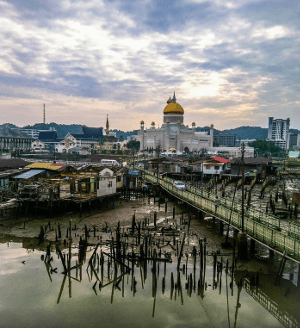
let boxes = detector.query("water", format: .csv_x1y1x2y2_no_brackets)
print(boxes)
1,196,300,328
0,240,298,328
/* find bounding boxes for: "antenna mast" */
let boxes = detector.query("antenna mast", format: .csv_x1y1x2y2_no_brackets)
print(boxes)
43,104,46,124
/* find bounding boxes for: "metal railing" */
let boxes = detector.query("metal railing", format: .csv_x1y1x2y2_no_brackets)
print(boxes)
142,169,300,261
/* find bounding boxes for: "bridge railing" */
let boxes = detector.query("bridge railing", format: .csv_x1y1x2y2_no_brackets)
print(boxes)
289,222,300,241
143,169,300,260
185,183,281,231
143,169,281,230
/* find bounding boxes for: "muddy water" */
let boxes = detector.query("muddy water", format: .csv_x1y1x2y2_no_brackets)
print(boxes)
0,198,300,328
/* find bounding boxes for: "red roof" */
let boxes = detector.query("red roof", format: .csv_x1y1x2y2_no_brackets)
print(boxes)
51,163,65,167
211,156,229,164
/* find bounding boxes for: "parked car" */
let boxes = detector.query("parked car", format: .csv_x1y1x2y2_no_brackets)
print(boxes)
173,181,186,190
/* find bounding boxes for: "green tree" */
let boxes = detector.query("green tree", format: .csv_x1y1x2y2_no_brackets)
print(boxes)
126,140,140,152
248,140,284,157
184,146,190,153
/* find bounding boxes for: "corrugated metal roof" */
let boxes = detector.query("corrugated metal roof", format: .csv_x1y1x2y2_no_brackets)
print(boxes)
13,169,45,179
0,159,29,168
26,162,66,171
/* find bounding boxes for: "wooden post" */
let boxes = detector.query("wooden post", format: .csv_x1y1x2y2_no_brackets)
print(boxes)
250,239,255,254
219,221,224,236
237,232,247,260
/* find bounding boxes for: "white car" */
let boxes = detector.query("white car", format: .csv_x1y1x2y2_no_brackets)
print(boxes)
173,181,186,190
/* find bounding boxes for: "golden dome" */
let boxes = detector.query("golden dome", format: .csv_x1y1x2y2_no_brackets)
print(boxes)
163,102,184,115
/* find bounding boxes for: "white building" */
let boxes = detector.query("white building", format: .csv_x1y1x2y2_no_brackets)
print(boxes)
97,168,117,196
56,133,99,155
12,127,57,140
207,146,254,158
267,117,290,150
138,93,214,153
31,139,47,152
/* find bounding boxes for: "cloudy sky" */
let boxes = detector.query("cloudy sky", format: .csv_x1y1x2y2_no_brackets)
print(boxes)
0,0,299,131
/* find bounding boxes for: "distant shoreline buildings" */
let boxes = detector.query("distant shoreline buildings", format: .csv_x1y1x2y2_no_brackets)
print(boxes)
267,117,290,150
1,100,300,157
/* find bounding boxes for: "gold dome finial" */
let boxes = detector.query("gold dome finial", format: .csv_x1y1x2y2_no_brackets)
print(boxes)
164,93,184,115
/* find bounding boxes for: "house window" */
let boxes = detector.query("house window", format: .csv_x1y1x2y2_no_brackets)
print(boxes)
215,166,219,170
205,165,210,169
108,181,112,187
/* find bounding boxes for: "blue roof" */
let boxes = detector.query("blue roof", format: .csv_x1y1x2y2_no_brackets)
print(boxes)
13,169,45,179
38,131,58,142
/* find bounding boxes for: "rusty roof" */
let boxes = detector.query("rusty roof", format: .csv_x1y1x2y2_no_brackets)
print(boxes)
26,162,66,171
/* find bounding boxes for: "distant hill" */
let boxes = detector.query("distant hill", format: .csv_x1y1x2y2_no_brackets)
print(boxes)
290,128,300,135
222,126,268,140
223,126,300,139
8,123,299,141
110,129,138,139
22,123,102,139
195,126,267,139
0,123,18,129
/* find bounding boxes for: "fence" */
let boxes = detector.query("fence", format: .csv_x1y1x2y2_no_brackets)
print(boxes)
142,169,300,261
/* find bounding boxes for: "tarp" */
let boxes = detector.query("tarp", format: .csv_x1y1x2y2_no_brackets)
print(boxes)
13,169,45,179
128,170,139,176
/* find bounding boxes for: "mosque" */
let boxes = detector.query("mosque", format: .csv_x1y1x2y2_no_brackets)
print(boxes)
138,93,214,153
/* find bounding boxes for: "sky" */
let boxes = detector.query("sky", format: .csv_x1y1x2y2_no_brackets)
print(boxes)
0,0,299,131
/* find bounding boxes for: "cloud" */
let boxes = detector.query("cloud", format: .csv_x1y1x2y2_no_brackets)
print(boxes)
0,0,299,130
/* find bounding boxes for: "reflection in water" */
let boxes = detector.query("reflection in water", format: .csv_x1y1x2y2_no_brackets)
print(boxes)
241,275,300,328
0,237,298,328
1,215,300,328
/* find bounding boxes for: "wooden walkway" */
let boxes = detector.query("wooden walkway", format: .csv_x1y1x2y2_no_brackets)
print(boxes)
142,169,300,262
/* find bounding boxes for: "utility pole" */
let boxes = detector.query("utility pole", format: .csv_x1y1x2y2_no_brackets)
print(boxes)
238,142,247,260
241,142,245,232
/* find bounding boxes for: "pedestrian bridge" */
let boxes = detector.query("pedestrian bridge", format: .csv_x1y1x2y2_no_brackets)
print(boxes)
142,169,300,262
